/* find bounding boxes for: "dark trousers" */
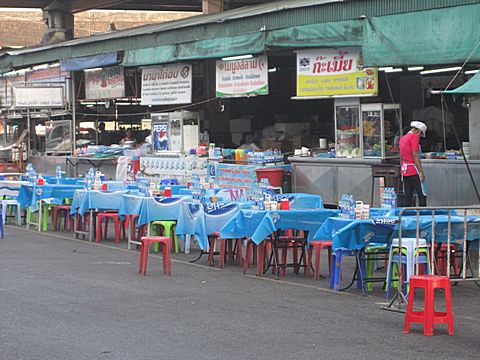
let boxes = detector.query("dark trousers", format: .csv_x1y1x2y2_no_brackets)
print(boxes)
402,174,427,207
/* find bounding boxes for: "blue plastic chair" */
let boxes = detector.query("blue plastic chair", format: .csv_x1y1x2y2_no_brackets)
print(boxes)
329,249,365,291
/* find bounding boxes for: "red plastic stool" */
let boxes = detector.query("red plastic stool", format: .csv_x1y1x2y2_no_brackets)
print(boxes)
435,243,459,276
307,240,333,280
53,205,73,231
404,275,454,336
96,213,126,243
139,236,171,276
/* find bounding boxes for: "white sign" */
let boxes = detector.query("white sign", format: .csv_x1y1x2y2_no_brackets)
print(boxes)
216,55,269,97
141,64,192,105
13,86,64,108
85,66,125,100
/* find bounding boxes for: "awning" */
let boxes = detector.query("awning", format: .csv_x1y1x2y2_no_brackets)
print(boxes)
266,19,363,48
60,52,119,71
176,32,265,61
123,45,177,67
444,71,480,94
362,3,480,66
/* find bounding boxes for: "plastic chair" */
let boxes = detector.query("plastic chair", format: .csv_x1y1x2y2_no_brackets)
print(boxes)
307,240,332,280
364,244,389,291
1,199,22,225
385,238,429,288
435,243,460,277
149,220,178,253
41,203,56,232
404,275,454,336
139,236,171,276
96,212,127,243
53,205,73,231
385,248,430,298
329,249,363,291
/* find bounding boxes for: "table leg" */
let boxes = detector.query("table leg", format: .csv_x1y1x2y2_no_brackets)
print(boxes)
88,210,93,242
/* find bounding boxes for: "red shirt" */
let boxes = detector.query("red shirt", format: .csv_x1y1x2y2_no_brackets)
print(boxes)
399,131,420,177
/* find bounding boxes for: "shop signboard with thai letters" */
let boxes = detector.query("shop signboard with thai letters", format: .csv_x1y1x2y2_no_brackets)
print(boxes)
296,47,377,97
215,55,269,97
141,64,192,105
13,86,64,108
85,66,125,100
26,66,70,102
0,73,25,108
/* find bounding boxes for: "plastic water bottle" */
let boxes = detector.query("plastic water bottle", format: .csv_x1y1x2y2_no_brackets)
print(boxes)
391,188,397,209
348,195,355,219
55,165,62,184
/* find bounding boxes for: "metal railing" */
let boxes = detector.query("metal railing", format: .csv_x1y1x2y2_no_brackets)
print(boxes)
385,206,480,312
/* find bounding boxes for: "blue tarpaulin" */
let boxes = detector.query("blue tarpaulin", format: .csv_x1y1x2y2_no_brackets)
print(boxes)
60,52,119,71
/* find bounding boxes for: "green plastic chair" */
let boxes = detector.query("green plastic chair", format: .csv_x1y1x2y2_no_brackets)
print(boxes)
149,220,178,253
364,244,389,291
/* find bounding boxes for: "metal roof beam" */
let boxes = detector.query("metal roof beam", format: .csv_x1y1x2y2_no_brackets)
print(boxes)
68,0,131,13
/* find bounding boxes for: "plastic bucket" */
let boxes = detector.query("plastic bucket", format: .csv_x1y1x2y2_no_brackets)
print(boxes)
255,168,284,187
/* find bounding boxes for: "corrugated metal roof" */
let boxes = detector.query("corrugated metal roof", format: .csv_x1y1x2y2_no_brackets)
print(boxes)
1,0,480,70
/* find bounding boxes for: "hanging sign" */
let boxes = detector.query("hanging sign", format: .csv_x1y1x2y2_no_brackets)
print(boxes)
0,73,25,108
296,47,377,97
13,86,64,108
215,55,269,97
85,66,125,100
141,64,192,105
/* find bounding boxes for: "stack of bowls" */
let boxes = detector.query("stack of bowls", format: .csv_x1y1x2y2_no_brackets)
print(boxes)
463,142,470,160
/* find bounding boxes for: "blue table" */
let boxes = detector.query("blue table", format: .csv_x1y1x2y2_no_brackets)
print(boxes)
176,202,252,250
72,189,138,216
220,209,339,245
18,184,84,208
119,194,146,217
136,196,192,226
0,180,30,198
312,215,480,251
75,180,139,191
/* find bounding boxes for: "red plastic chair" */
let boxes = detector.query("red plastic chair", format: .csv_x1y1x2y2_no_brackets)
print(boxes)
53,205,73,231
435,243,459,276
96,213,127,243
404,275,454,336
307,240,333,280
139,236,171,276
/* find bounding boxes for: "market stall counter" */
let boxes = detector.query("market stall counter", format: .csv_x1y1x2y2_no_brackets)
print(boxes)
289,156,480,207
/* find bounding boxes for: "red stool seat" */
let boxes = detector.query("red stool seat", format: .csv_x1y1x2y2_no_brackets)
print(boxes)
96,212,127,243
139,236,171,276
307,240,333,280
53,205,73,231
404,275,454,336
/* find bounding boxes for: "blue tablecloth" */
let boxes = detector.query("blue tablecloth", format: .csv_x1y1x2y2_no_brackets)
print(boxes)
159,185,187,195
313,215,480,251
137,196,191,226
18,184,84,208
75,180,139,191
270,193,324,209
176,202,252,250
220,209,339,245
0,180,30,198
118,194,146,217
44,176,82,185
72,190,138,216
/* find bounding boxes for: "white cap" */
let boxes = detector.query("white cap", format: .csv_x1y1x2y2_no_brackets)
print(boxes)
410,121,427,137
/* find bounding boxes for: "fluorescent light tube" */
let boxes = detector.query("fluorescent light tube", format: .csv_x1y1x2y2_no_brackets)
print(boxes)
420,67,461,75
407,66,424,71
465,69,479,74
221,54,253,61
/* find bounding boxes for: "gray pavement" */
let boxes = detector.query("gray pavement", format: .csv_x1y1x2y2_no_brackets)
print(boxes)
1,226,480,360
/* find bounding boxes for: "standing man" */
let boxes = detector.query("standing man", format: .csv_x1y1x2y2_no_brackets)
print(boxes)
399,121,428,206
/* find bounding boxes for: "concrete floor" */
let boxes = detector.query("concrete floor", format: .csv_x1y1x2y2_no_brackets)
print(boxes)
1,226,480,360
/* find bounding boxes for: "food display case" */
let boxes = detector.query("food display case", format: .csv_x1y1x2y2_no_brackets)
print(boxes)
361,103,402,158
335,99,361,158
335,99,401,159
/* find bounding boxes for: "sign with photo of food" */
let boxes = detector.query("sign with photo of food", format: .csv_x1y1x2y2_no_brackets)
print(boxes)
296,47,377,97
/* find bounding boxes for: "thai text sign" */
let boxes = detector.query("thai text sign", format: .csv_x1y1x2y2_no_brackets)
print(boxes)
213,164,258,194
141,64,192,105
296,47,377,97
13,86,64,108
85,66,125,99
216,55,269,97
